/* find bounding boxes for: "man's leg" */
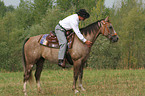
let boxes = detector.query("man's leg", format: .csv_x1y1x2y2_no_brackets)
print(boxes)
55,25,67,67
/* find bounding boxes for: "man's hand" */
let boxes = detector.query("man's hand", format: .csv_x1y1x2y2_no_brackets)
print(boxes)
85,40,92,47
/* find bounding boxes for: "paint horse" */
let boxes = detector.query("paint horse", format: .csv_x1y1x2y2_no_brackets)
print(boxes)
22,17,119,96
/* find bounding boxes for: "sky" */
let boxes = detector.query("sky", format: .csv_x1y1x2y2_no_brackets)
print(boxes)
2,0,20,7
2,0,118,8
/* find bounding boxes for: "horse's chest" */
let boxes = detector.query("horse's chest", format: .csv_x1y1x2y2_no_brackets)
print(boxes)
70,48,89,61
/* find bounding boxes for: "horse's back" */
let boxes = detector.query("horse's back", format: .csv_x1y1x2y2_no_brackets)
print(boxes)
25,34,43,49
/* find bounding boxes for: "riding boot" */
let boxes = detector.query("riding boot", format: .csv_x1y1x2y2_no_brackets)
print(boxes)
58,59,65,68
65,51,73,65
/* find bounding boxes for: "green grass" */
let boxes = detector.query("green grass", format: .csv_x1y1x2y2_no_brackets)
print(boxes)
0,69,145,96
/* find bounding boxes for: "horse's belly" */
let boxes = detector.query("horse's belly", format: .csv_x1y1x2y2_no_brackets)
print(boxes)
41,47,59,63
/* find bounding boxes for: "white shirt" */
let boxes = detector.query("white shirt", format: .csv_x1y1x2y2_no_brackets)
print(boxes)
59,14,87,43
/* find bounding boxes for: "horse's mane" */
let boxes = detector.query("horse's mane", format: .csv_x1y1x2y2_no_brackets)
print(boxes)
80,19,104,36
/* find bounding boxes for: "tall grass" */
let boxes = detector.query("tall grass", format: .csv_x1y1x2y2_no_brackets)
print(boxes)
0,69,145,96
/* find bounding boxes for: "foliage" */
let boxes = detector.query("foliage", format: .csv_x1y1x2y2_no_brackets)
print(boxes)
0,0,15,17
56,0,99,11
109,0,145,69
0,0,144,71
0,1,8,17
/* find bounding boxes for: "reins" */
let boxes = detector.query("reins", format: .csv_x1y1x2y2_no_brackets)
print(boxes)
91,22,101,46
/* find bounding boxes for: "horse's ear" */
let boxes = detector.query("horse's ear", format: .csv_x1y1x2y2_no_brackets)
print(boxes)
98,22,101,27
105,16,109,22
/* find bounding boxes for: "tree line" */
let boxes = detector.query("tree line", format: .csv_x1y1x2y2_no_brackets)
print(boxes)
0,0,144,71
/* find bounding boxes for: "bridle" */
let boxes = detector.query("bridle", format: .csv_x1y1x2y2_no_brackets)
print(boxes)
100,20,117,37
92,20,117,45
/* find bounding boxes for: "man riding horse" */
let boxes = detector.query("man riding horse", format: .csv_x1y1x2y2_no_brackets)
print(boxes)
55,9,92,68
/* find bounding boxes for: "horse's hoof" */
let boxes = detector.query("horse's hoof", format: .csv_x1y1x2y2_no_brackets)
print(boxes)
74,89,79,94
24,92,28,96
80,87,86,91
23,90,27,96
79,85,86,91
82,88,86,91
38,89,41,93
38,90,44,94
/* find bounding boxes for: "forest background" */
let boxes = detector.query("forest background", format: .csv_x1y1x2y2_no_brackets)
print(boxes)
0,0,144,72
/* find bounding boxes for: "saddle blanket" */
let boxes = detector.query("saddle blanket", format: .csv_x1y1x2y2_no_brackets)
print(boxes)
40,34,49,46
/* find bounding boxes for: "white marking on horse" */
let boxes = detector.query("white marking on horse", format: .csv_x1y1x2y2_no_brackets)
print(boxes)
23,82,27,96
31,65,33,68
79,84,86,91
37,81,41,92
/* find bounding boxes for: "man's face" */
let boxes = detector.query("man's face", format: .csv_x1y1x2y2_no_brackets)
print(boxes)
79,16,85,21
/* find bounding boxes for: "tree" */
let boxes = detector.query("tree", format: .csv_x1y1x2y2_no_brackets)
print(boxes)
56,0,97,12
32,0,53,23
6,5,15,12
110,0,145,69
0,0,7,17
0,0,144,71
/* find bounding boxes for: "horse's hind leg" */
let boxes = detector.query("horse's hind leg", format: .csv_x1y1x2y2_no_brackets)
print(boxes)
35,57,45,92
23,64,34,96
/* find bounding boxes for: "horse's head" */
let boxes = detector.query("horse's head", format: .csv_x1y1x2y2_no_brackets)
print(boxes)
99,17,119,43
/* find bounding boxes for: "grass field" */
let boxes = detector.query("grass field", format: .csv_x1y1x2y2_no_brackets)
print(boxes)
0,69,145,96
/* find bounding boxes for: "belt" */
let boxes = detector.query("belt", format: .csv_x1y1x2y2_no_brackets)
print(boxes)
58,24,67,32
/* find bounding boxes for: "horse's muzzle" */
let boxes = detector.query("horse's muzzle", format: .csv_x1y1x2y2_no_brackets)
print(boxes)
111,35,119,43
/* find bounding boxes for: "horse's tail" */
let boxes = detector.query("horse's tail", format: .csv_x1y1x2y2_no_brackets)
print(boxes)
22,38,29,72
22,38,34,84
22,38,34,85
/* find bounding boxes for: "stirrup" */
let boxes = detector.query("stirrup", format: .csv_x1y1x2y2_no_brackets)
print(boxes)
58,59,66,68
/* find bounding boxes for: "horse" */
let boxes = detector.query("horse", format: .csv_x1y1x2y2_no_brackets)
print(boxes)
22,17,119,96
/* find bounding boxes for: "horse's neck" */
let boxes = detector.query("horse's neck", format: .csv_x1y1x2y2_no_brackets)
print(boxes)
73,22,100,48
82,24,100,43
70,23,100,60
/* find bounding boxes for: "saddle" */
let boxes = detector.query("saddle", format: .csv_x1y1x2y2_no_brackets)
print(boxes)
39,30,75,65
39,30,75,49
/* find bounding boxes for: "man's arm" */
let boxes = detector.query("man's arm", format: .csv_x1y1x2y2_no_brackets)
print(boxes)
71,23,86,43
71,23,92,47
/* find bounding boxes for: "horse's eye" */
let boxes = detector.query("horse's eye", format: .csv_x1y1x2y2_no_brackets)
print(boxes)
109,26,112,29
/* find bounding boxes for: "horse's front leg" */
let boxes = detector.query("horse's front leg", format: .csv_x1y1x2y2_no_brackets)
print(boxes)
73,60,81,94
78,63,86,91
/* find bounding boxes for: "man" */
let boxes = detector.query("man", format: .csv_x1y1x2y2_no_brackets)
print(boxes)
55,9,92,68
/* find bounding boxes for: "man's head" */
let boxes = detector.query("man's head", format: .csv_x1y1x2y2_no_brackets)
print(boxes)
77,9,90,21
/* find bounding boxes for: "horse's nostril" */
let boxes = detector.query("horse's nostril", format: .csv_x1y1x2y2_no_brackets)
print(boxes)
115,37,119,42
117,37,119,41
